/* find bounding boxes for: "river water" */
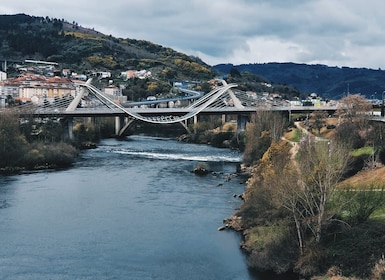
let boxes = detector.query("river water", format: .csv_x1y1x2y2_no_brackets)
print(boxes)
0,135,261,280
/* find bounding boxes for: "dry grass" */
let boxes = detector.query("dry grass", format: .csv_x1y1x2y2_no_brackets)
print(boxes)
339,166,385,189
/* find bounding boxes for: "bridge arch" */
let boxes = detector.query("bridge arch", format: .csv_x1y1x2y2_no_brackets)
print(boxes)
76,80,239,136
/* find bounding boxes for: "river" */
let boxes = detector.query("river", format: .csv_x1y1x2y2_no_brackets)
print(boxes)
0,135,263,280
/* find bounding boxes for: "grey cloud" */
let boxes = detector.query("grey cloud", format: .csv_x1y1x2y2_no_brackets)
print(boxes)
1,0,385,69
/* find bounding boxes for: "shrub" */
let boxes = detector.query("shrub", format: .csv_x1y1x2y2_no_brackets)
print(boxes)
210,131,234,148
42,142,78,167
22,142,78,169
334,186,385,225
222,122,236,132
245,223,298,274
23,148,45,168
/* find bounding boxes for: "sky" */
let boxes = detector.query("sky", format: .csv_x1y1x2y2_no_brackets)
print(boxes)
2,0,385,70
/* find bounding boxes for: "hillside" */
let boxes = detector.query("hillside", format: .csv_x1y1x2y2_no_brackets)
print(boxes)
3,13,385,102
214,62,385,99
0,14,215,80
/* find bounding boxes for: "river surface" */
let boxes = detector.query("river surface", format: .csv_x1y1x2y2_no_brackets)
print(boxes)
0,135,262,280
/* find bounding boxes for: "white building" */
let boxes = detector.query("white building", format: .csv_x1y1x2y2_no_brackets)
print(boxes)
0,71,6,81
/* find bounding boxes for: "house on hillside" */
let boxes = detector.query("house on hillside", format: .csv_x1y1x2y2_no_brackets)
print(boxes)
121,69,152,80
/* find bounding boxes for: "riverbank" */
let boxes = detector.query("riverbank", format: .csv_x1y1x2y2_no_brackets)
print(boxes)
0,142,79,175
224,141,385,279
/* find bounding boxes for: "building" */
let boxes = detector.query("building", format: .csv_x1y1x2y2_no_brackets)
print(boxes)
103,85,127,103
121,69,152,80
0,71,6,81
0,73,76,105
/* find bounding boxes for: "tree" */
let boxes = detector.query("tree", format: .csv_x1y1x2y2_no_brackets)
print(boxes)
336,94,372,129
297,138,350,243
230,67,241,78
0,112,28,167
311,110,327,135
242,111,287,165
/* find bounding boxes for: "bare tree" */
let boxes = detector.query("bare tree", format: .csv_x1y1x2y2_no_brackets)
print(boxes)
297,138,350,243
336,94,372,129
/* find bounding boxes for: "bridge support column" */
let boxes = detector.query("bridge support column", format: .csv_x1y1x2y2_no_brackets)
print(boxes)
221,114,226,125
193,115,198,126
237,114,249,132
68,117,74,141
193,115,199,133
115,116,123,136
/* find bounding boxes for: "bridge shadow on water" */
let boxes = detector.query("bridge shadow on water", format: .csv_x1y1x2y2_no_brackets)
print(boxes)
123,122,187,138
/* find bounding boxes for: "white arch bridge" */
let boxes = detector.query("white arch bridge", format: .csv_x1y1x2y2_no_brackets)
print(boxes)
8,79,338,137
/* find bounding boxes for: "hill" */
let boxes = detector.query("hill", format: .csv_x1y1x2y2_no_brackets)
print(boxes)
214,62,385,99
3,14,385,102
0,14,215,81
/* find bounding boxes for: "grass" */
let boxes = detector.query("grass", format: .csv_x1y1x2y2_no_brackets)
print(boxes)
285,128,302,142
370,207,385,222
338,165,385,222
350,146,374,157
339,166,385,188
64,31,107,41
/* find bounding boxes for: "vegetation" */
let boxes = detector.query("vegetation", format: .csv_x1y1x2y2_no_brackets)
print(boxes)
242,111,288,165
0,14,215,82
235,95,385,279
0,112,115,172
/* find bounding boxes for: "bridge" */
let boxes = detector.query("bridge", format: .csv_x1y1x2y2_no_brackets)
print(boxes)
4,79,338,138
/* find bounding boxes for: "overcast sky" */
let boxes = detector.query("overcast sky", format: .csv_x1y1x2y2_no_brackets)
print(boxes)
2,0,385,69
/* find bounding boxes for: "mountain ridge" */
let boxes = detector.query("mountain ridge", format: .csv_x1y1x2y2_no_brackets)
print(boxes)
213,62,385,99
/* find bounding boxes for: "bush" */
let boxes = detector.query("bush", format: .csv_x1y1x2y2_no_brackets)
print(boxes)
335,187,385,225
295,242,325,277
322,222,385,278
245,223,298,274
22,142,78,169
210,131,234,148
344,154,368,178
23,148,45,168
42,142,78,167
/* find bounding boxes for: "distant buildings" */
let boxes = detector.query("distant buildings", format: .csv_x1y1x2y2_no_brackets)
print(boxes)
120,69,152,80
0,73,76,105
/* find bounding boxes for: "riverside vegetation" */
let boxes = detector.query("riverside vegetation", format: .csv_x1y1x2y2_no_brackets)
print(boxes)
0,112,115,172
230,94,385,279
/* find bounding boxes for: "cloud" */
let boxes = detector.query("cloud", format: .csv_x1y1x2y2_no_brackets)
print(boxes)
1,0,385,69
